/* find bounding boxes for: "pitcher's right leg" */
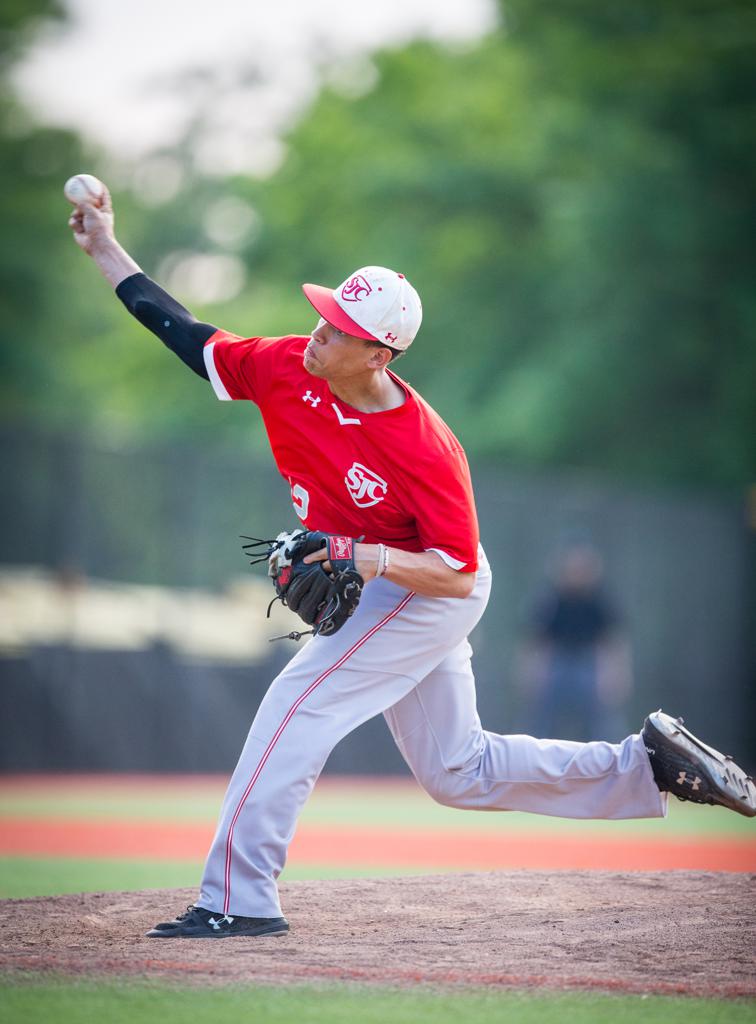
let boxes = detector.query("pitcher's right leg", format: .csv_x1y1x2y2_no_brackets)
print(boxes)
385,641,667,820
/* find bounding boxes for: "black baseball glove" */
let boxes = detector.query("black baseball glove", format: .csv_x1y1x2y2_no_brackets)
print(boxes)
242,529,364,640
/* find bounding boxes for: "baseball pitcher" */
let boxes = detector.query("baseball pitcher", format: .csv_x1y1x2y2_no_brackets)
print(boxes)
68,180,756,939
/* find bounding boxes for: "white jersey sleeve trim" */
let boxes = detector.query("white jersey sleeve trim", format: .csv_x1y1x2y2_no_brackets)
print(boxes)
203,340,233,401
426,547,467,572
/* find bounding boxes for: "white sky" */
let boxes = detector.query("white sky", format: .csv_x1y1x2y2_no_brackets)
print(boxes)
13,0,497,176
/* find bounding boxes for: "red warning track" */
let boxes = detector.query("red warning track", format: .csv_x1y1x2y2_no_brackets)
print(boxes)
1,817,754,872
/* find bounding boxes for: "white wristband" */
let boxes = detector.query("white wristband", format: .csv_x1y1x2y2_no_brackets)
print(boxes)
375,543,387,577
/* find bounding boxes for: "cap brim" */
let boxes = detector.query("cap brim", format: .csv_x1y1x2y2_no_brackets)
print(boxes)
302,283,378,342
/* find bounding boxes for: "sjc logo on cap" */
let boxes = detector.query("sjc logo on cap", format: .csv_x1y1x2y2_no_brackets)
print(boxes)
341,275,372,303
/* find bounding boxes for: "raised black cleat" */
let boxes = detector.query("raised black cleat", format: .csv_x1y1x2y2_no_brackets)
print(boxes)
642,710,756,818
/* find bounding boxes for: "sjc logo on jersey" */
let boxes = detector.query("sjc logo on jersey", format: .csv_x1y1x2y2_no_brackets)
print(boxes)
345,463,388,508
340,275,372,303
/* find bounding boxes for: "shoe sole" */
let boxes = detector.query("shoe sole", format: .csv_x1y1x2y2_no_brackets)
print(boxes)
645,710,756,817
146,924,289,938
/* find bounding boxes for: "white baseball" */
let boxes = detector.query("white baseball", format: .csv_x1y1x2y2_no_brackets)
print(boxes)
63,173,106,206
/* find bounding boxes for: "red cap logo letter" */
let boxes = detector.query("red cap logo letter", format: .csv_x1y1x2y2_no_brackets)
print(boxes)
341,275,373,303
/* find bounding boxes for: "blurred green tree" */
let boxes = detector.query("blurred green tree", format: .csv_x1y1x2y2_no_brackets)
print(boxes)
0,0,81,423
3,0,754,487
239,0,755,485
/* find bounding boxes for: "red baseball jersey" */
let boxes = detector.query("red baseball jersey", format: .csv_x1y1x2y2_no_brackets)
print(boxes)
204,332,480,571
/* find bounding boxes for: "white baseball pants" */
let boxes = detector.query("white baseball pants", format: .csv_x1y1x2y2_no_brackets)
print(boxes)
197,549,666,918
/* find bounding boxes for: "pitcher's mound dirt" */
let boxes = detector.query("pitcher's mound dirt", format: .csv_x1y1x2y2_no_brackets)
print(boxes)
1,872,754,997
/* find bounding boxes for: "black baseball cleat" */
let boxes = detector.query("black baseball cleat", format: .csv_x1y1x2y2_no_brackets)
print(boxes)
146,904,289,938
642,710,756,818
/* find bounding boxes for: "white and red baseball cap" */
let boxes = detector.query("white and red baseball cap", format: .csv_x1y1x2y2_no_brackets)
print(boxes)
302,266,422,352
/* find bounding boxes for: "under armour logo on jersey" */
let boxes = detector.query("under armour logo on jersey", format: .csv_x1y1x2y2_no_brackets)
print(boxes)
341,275,372,302
208,915,234,930
676,771,702,791
345,462,388,508
302,390,321,407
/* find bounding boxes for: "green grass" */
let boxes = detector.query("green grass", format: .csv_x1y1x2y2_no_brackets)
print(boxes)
304,787,749,835
1,777,752,901
0,856,443,899
0,857,203,899
0,983,752,1024
1,781,752,1018
1,777,750,835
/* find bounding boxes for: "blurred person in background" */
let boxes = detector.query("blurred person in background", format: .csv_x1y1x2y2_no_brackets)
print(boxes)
518,542,632,742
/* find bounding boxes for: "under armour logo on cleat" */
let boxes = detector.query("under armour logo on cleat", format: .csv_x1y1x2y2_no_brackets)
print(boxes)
676,772,701,791
208,915,234,930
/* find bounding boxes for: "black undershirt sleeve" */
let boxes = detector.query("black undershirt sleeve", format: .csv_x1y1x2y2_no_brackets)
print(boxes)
115,272,218,380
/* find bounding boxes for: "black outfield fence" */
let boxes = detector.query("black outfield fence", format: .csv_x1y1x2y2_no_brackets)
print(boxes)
1,424,753,772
